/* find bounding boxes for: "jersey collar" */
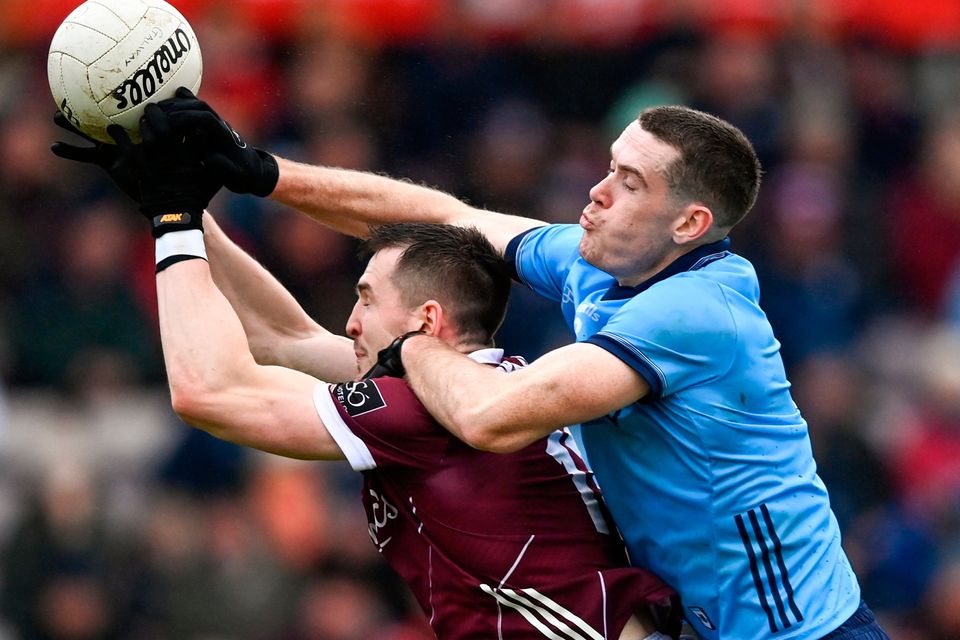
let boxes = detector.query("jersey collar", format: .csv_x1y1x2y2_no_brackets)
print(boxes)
467,348,505,365
602,237,732,300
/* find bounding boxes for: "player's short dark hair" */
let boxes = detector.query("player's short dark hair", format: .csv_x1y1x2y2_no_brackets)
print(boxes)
361,223,511,346
639,105,762,230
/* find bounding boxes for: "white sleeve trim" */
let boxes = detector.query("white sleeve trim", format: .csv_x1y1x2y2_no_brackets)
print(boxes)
313,383,377,471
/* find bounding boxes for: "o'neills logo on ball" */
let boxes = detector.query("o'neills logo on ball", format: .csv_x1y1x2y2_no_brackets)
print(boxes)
111,28,192,109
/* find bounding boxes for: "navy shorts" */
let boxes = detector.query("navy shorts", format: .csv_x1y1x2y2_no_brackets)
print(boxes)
820,600,890,640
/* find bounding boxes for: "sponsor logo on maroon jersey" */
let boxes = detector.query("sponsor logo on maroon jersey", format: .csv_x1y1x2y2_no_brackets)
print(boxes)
367,488,398,551
333,380,387,417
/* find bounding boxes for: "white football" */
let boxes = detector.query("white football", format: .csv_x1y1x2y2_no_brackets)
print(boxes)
47,0,202,143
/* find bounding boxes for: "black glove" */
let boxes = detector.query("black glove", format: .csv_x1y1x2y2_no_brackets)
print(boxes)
157,87,279,197
362,331,426,380
138,103,222,237
50,111,143,202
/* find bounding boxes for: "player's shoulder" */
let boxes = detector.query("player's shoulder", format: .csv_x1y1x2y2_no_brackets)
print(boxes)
329,376,427,422
516,224,583,258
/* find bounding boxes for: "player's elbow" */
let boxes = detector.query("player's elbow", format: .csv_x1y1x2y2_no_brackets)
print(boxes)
168,381,211,426
167,369,226,427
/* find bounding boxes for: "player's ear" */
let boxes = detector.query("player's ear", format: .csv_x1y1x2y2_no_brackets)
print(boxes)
672,202,714,245
416,300,445,337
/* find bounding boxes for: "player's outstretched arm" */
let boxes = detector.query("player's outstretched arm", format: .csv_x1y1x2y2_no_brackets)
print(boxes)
131,104,346,461
157,88,545,254
400,336,650,452
202,213,358,382
271,158,544,254
158,255,345,461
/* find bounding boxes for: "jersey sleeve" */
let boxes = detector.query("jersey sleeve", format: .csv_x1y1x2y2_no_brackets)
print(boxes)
505,224,583,302
584,276,737,399
313,377,447,471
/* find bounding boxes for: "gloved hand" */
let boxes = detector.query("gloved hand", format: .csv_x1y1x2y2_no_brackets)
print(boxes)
50,111,143,202
157,87,279,197
362,331,426,380
138,103,222,237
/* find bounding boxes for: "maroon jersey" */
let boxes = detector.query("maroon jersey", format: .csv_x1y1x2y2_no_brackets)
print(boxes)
314,349,674,639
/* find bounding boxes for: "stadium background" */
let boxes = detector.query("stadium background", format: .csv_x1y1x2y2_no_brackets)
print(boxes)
1,0,960,637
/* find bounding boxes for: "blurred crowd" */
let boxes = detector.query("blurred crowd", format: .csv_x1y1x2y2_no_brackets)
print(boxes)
3,0,960,638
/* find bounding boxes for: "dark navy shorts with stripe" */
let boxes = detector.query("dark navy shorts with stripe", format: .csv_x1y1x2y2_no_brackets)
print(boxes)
820,600,890,640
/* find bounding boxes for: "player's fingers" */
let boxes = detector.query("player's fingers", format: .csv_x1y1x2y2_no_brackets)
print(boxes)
203,154,235,182
143,103,174,141
166,110,232,144
53,111,76,132
106,124,134,149
155,94,204,112
159,97,212,116
53,111,94,141
139,112,157,146
175,86,197,100
50,142,96,162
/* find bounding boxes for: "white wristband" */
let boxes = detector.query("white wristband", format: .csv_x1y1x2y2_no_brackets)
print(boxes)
155,229,207,272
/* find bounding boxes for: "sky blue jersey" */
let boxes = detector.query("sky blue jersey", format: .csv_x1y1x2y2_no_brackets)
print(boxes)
507,224,861,639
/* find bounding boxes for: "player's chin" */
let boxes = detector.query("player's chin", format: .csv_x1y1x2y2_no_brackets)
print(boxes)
356,356,372,375
578,236,599,265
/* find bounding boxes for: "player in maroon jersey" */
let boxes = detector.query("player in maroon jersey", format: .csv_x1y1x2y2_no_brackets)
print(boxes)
169,219,679,639
76,138,677,640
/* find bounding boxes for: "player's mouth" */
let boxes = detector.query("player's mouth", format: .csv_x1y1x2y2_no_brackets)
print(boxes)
580,212,596,230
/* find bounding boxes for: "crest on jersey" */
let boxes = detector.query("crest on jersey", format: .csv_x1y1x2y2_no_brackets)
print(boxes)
334,380,387,417
688,607,716,630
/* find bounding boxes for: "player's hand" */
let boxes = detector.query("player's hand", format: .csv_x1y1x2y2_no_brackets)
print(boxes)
362,331,427,379
156,87,279,197
137,103,222,237
50,111,143,202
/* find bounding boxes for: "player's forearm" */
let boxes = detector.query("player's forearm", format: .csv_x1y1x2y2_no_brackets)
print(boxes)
203,214,357,381
203,214,323,351
401,337,554,452
272,158,477,237
402,339,650,452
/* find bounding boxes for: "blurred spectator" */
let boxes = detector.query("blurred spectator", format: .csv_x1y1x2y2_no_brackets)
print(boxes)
920,554,960,640
751,164,865,369
5,201,161,393
690,31,785,167
158,421,249,497
464,98,553,215
0,463,132,639
888,110,960,313
792,353,890,530
889,326,960,534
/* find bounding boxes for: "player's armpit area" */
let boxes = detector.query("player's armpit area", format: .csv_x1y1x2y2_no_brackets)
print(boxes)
619,612,658,640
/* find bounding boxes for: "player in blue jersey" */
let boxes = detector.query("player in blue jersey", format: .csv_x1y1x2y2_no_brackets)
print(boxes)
142,90,887,639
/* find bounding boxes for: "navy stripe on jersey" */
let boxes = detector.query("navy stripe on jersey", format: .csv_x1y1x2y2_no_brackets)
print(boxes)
735,513,776,632
585,332,665,397
761,504,804,623
735,505,804,633
600,237,731,300
505,228,544,283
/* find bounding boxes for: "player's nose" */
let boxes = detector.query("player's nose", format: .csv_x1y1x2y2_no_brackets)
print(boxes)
588,178,609,208
345,308,361,338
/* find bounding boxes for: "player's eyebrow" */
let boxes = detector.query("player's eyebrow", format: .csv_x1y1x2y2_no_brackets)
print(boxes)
615,161,648,188
355,282,372,297
608,148,648,187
